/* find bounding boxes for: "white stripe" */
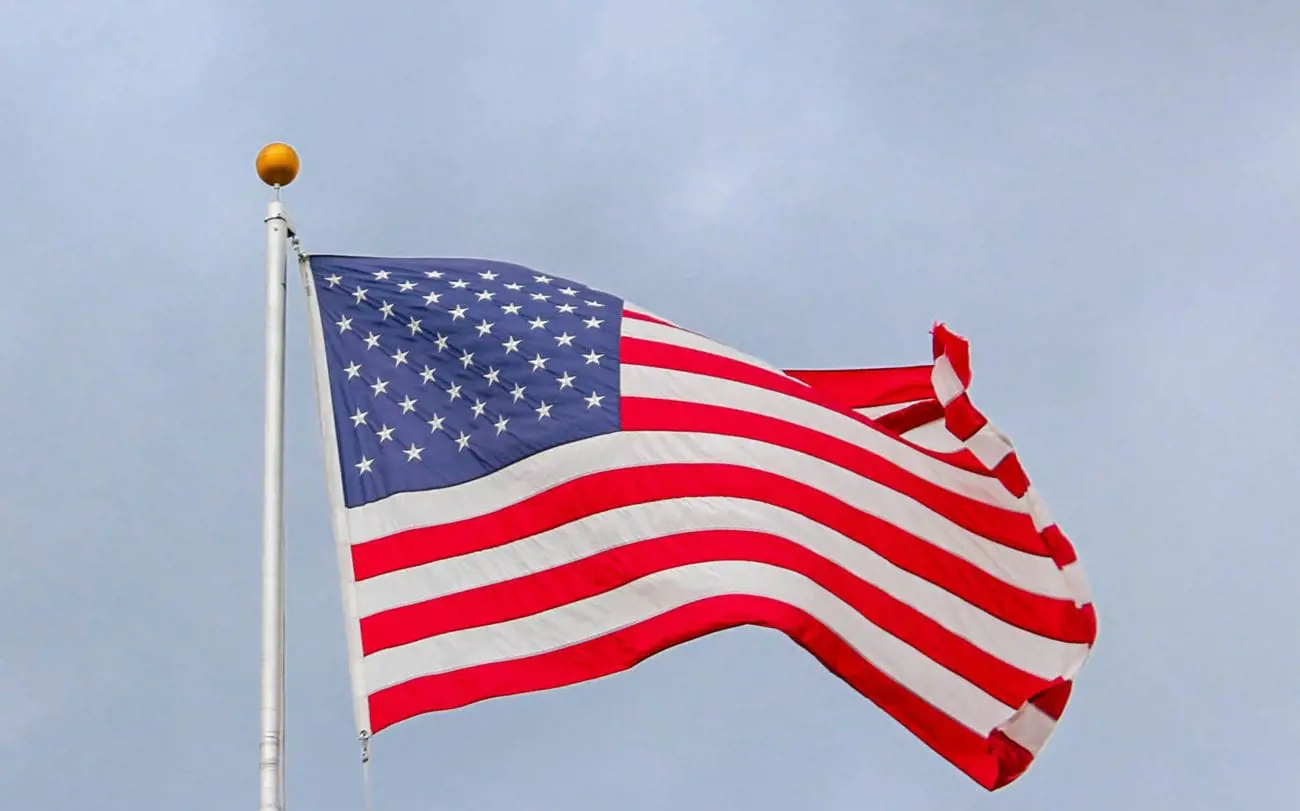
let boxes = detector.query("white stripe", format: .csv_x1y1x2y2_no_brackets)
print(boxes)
931,355,965,406
623,316,790,376
345,431,1074,601
622,364,1023,511
998,702,1057,755
1024,488,1055,533
965,423,1014,470
623,301,679,327
361,560,1017,736
1061,562,1091,607
902,421,964,453
356,496,1089,680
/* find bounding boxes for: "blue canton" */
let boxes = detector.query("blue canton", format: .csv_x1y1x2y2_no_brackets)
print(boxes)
309,256,623,508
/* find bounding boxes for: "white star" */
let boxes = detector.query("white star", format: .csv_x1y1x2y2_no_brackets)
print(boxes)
558,286,578,296
501,303,522,316
470,399,487,419
391,349,409,367
370,379,389,397
355,456,374,474
483,367,501,385
379,300,395,319
446,383,462,401
528,316,548,330
479,270,498,280
554,332,575,347
398,280,417,292
350,408,368,427
504,282,524,291
475,319,495,337
425,270,444,279
475,290,495,302
324,274,342,287
419,365,437,384
510,383,527,402
529,354,549,371
343,362,362,379
353,286,369,303
557,371,576,389
449,278,470,289
501,336,522,354
534,274,552,284
530,292,551,302
427,414,445,432
434,334,449,352
449,305,468,321
407,317,422,335
454,431,471,451
583,316,603,329
373,270,391,280
555,303,577,314
423,291,442,306
535,401,553,419
585,300,604,308
403,443,424,462
459,350,475,369
364,332,381,350
375,424,395,443
494,415,509,435
398,395,418,414
583,349,604,365
585,391,605,409
335,316,353,333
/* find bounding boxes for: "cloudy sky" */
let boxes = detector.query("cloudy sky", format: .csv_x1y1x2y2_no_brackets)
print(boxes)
2,1,1298,809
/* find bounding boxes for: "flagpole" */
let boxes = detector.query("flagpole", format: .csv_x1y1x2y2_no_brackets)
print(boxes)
256,143,300,811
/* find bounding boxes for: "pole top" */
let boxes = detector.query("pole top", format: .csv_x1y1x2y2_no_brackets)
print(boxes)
256,142,300,187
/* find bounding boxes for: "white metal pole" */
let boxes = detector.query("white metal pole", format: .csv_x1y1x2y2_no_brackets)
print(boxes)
259,196,289,811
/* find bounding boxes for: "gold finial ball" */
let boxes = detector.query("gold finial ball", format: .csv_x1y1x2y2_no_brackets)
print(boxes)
256,142,300,187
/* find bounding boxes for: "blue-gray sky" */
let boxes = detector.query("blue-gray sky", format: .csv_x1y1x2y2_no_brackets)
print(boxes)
3,2,1298,808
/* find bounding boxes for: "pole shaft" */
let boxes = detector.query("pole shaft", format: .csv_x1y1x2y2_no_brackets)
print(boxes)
259,200,289,811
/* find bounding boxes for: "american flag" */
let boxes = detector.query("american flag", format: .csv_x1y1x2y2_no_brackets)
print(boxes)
302,255,1096,790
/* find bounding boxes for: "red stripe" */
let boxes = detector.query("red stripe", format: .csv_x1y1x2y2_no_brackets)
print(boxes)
992,454,1031,500
621,397,1049,556
932,323,972,387
360,529,1051,706
783,366,936,409
622,309,675,328
1041,526,1078,567
869,399,945,436
366,594,1036,790
944,393,987,441
1030,679,1072,720
351,464,1095,644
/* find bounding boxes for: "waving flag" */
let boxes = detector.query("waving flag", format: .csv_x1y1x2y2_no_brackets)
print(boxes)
301,255,1096,790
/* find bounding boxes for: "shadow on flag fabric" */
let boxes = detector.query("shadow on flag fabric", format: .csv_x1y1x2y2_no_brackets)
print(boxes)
299,255,1097,791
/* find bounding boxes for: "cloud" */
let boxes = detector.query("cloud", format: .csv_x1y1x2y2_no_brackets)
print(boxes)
3,2,1299,808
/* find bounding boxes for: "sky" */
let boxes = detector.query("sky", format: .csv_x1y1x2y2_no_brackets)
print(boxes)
2,1,1298,809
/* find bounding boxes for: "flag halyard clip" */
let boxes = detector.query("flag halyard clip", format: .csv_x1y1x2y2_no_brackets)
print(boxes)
358,729,375,811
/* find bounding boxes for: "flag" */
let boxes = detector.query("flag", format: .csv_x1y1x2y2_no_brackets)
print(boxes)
300,255,1096,790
